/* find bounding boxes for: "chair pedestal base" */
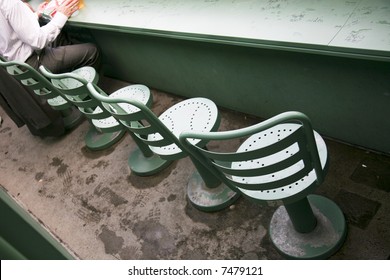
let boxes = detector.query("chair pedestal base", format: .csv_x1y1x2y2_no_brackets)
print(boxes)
269,194,347,259
85,127,125,150
128,148,172,176
187,172,240,212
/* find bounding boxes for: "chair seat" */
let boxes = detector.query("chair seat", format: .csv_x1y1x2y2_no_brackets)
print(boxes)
47,95,68,108
150,97,219,158
114,84,152,112
232,123,328,201
92,84,151,132
54,66,98,89
71,67,98,84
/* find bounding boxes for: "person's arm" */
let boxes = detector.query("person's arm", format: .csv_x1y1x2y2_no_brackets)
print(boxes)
6,0,78,50
22,0,48,18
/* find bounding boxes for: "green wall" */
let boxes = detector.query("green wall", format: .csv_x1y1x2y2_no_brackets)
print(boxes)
80,28,389,154
0,187,74,260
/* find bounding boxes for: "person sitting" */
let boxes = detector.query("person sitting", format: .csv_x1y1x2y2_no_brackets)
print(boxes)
0,0,100,137
0,0,100,73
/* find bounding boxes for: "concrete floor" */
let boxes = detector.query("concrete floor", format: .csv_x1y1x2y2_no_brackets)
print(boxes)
0,77,389,260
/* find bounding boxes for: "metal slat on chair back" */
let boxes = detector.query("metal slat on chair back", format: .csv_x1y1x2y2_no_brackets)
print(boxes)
1,62,60,100
89,84,181,150
201,125,314,191
49,82,102,117
52,81,90,100
39,66,111,119
180,112,325,195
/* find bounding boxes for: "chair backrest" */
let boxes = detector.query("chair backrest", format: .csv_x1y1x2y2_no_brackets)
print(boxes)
39,65,109,120
179,111,326,203
86,82,187,160
0,57,64,102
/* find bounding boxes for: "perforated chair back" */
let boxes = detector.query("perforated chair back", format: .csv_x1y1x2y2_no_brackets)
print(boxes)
180,111,326,204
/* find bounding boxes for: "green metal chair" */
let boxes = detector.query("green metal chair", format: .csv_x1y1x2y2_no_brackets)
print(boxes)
86,82,240,211
179,111,347,259
0,57,93,130
39,65,129,150
40,67,169,174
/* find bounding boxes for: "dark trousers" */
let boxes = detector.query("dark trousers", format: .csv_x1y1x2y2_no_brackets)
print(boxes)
26,41,100,74
0,67,65,137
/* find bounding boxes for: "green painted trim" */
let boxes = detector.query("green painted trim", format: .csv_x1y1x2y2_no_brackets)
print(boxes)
0,236,27,260
0,186,74,260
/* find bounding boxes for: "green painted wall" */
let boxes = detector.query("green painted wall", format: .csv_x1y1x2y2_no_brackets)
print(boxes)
85,29,389,154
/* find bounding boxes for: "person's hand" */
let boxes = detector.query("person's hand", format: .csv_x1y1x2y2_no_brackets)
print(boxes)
36,1,49,18
56,0,80,18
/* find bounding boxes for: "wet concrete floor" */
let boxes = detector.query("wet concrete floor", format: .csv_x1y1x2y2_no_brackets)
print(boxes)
0,77,389,260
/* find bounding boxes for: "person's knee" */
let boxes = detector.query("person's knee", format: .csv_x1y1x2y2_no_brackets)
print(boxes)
85,43,101,69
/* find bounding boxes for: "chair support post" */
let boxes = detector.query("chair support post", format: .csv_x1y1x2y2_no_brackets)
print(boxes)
189,155,222,188
284,197,317,233
128,133,154,158
186,154,240,212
